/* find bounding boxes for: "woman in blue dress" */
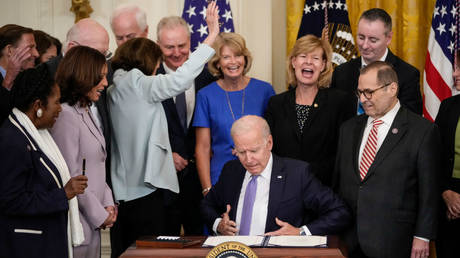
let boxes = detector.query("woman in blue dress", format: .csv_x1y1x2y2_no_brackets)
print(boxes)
194,32,275,196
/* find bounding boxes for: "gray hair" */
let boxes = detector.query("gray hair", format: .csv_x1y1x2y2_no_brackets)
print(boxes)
110,4,147,32
156,16,190,41
231,115,271,140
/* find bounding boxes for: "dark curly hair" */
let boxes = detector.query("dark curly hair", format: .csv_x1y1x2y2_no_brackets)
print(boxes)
11,64,55,112
111,37,162,75
55,46,106,107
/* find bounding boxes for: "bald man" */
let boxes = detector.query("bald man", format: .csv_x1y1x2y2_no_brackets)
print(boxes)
110,4,148,47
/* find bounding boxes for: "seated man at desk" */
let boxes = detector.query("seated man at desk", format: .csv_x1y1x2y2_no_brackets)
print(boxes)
201,115,351,236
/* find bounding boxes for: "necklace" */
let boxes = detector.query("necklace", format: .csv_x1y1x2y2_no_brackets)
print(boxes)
225,88,245,121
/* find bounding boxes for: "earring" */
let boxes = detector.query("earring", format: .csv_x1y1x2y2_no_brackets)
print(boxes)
292,65,295,69
36,108,43,118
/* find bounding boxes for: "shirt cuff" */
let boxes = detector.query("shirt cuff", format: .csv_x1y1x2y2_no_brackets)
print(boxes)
414,236,429,242
213,218,222,235
301,225,312,236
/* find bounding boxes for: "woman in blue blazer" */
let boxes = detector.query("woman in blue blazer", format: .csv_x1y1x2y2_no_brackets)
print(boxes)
0,65,87,258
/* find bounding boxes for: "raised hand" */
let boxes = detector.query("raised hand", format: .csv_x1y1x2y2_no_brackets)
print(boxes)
217,204,238,235
202,0,220,47
3,45,32,89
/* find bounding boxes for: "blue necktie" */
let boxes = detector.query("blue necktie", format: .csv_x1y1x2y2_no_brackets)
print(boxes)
176,92,187,132
239,175,258,235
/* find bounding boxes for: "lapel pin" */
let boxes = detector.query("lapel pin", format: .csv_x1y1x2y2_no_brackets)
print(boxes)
277,175,282,179
313,103,318,108
392,128,398,134
27,145,31,151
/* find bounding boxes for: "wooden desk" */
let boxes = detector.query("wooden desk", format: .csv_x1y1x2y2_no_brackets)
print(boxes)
121,236,347,258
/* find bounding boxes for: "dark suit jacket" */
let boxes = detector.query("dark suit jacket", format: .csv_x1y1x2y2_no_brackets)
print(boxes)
435,95,460,193
0,73,10,125
201,154,351,235
330,49,422,115
264,87,355,186
46,54,113,186
0,115,69,258
158,63,215,168
334,106,441,258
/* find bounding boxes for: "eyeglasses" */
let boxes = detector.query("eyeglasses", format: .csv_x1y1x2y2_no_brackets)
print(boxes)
355,82,392,99
71,40,112,60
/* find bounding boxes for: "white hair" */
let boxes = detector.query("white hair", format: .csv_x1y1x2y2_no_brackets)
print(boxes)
156,16,190,41
231,115,271,140
110,4,147,32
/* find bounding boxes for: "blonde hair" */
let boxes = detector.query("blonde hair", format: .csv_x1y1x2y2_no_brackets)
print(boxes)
208,33,253,78
286,34,333,89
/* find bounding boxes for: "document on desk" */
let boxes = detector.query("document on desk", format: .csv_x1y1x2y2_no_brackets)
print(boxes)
202,235,327,248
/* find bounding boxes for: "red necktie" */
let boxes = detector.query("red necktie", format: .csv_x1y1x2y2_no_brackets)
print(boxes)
359,119,383,180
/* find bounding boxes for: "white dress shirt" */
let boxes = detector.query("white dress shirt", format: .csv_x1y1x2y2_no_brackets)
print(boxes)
358,101,428,242
89,102,103,132
361,48,388,67
163,62,196,127
213,154,312,236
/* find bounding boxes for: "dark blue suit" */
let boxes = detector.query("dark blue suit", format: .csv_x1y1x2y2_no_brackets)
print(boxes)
201,154,351,235
0,115,69,258
158,64,216,235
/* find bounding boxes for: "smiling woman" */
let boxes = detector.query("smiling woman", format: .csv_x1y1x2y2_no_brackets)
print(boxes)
264,34,355,187
49,45,115,258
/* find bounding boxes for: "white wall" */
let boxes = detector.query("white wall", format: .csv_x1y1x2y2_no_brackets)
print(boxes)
0,0,286,92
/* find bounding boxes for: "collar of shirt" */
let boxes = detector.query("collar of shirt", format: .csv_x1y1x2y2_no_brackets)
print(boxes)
0,65,6,79
359,101,400,161
361,48,389,67
235,153,273,236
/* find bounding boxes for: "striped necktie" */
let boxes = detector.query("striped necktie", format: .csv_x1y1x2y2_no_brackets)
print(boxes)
359,119,383,180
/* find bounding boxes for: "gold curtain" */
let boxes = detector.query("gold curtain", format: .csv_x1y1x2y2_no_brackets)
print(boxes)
287,0,436,87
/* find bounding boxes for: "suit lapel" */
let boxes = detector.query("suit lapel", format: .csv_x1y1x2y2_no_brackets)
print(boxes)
301,89,324,135
265,155,286,231
353,115,368,180
75,105,106,153
285,89,302,140
230,163,247,221
362,108,408,182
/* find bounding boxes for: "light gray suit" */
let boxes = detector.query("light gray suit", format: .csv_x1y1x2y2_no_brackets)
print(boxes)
50,103,114,258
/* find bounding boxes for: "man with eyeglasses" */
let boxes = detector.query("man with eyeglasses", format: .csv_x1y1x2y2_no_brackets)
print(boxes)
330,8,422,115
333,61,441,258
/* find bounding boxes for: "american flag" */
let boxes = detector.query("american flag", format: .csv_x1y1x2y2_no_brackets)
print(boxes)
297,0,358,67
182,0,235,50
423,0,459,121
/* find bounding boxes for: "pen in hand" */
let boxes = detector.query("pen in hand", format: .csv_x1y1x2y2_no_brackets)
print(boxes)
82,158,86,176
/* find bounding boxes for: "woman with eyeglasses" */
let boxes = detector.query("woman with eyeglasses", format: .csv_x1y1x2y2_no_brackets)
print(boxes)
264,34,355,187
435,50,460,258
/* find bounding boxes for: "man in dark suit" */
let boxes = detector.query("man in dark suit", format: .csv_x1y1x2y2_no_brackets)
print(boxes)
334,61,441,258
330,8,422,115
0,24,39,124
202,115,350,236
156,16,215,235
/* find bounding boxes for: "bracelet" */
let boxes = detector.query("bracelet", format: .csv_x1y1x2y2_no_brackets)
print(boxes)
202,187,211,194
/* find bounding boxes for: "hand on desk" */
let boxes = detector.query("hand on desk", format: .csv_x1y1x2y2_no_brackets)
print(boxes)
264,217,300,236
217,204,238,235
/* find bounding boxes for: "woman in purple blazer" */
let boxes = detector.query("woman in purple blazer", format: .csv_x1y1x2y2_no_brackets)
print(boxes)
50,46,116,258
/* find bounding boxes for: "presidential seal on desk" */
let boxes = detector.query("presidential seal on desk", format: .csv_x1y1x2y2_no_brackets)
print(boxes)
206,241,258,258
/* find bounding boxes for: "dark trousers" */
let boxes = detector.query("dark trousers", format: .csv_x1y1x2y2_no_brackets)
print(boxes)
110,190,166,258
166,164,204,235
436,212,460,258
